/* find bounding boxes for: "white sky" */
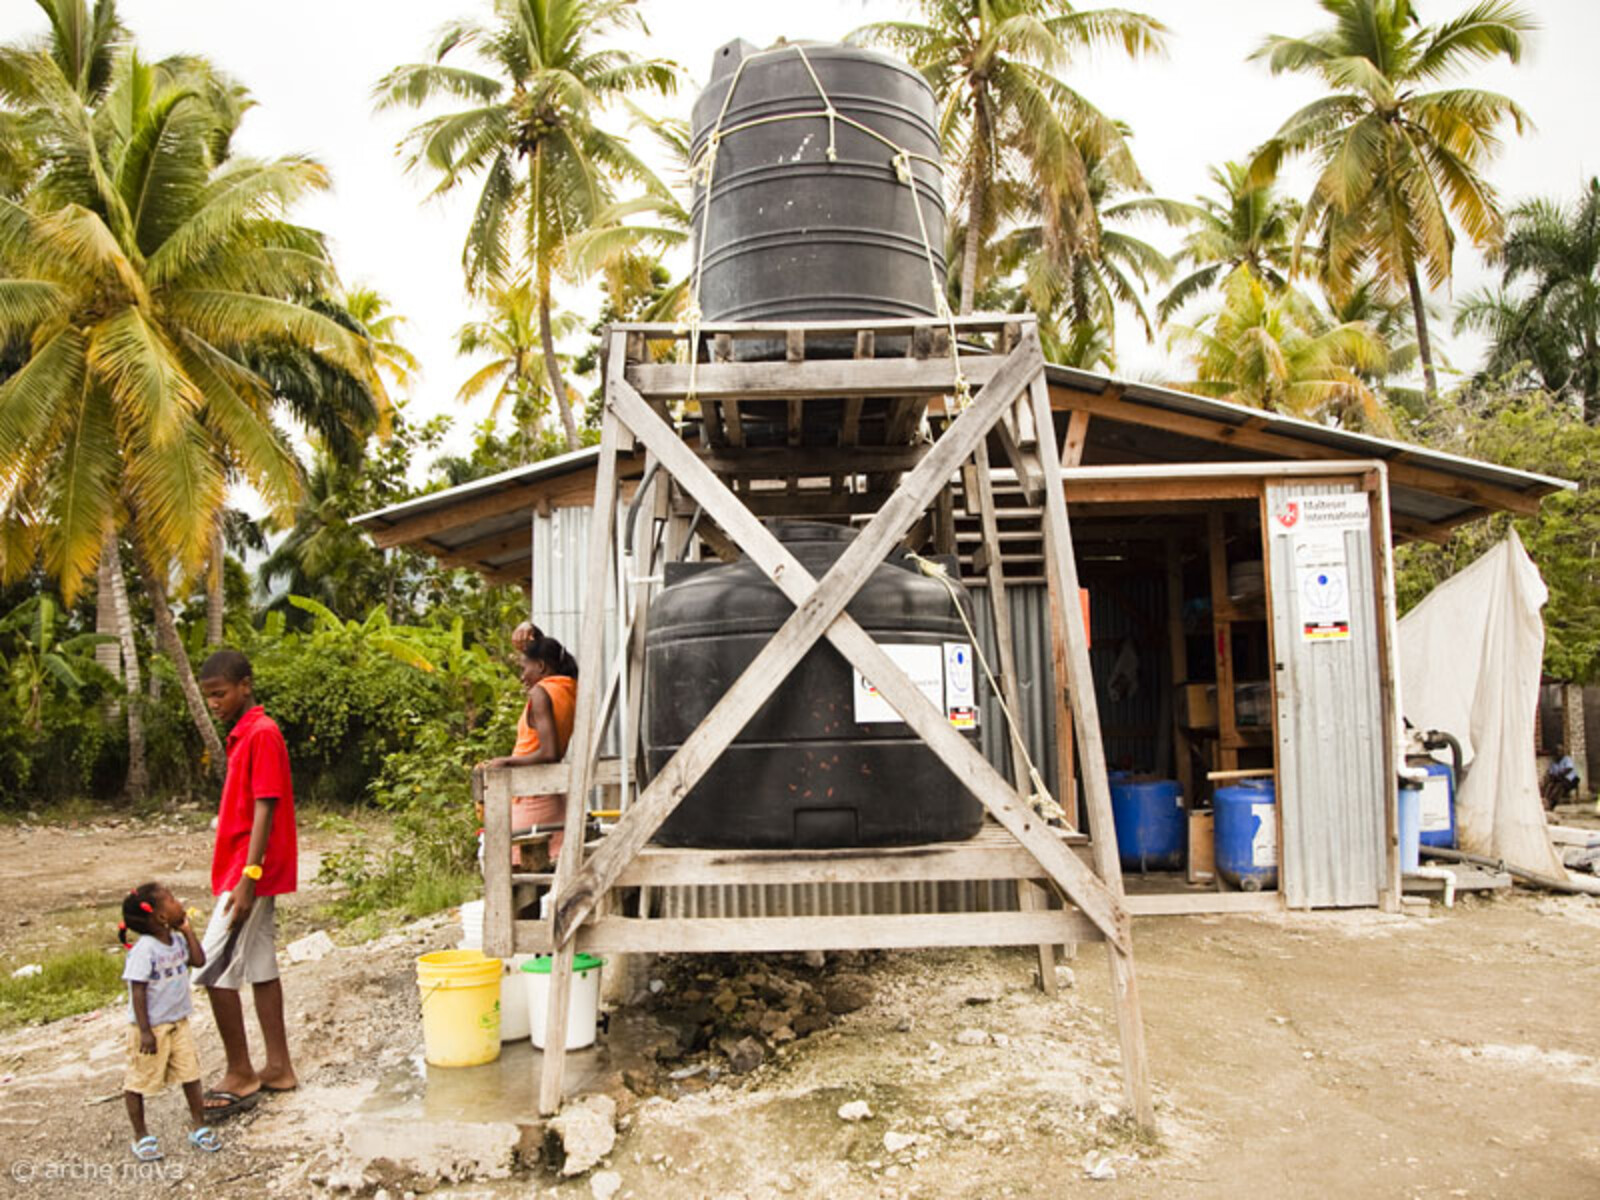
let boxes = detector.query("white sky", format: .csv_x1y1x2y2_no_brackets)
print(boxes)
14,0,1600,466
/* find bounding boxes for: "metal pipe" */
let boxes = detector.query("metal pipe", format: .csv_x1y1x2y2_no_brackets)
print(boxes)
1420,846,1594,895
1422,729,1467,785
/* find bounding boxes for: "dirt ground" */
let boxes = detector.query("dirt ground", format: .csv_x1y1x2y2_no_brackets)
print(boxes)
2,815,1598,1199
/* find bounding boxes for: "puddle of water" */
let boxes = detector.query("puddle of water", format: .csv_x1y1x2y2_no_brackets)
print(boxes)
360,1040,610,1124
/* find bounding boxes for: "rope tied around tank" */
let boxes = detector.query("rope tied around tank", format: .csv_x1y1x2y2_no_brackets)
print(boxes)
905,552,1068,824
683,43,970,426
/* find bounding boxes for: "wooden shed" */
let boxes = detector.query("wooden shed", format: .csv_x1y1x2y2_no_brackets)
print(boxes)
358,362,1568,917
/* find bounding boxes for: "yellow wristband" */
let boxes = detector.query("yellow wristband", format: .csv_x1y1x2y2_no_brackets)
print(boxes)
241,864,264,881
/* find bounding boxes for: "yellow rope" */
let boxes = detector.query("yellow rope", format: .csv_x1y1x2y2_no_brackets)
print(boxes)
907,552,1067,823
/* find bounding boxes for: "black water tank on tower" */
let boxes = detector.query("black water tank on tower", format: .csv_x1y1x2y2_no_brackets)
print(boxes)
689,39,947,329
646,523,984,850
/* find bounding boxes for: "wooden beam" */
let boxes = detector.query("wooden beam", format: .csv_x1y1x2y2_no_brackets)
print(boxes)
699,446,928,476
1063,477,1262,504
539,339,625,1116
615,834,1092,887
1062,410,1091,467
1051,388,1543,517
432,528,531,568
614,314,1029,339
1165,537,1194,806
513,910,1104,956
1208,510,1239,775
368,468,622,549
627,354,1004,403
481,769,513,959
1029,369,1154,1130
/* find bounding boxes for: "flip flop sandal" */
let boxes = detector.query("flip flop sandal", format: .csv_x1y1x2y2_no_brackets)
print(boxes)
131,1135,162,1162
200,1089,260,1121
189,1126,222,1153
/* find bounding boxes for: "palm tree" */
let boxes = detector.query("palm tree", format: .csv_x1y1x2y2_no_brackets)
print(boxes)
1169,266,1391,429
0,50,378,768
341,285,419,394
1326,271,1429,413
1249,0,1535,404
1159,161,1302,322
375,0,680,450
851,1,1167,315
3,1,140,779
454,277,581,424
992,130,1182,361
1455,179,1600,421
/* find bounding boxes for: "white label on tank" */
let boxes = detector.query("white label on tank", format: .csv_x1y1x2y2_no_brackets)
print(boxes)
1251,803,1277,867
1418,776,1452,833
943,641,978,729
853,643,946,724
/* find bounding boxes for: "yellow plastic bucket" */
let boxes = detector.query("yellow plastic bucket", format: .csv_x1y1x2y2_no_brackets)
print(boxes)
416,949,502,1067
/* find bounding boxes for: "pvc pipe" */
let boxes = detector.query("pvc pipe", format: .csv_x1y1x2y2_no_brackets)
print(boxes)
1409,865,1456,908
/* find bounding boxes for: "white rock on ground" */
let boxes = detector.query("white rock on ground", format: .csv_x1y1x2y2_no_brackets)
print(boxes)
550,1095,618,1176
1082,1151,1117,1181
286,930,336,964
883,1131,917,1154
589,1169,623,1199
837,1100,873,1122
954,1028,990,1046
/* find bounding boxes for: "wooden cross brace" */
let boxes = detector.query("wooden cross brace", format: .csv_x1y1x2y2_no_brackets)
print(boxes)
538,320,1151,1128
551,325,1128,955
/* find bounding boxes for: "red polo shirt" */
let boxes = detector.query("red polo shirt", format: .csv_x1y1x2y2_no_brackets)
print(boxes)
212,705,298,896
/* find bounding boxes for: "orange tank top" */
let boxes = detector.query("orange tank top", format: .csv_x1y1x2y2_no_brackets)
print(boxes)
513,674,577,761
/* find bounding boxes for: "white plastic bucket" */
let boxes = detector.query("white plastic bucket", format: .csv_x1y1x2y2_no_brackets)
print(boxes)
521,954,605,1050
499,954,538,1042
459,900,484,951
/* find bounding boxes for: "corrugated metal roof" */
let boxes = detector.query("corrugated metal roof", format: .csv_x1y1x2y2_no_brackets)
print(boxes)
354,363,1573,578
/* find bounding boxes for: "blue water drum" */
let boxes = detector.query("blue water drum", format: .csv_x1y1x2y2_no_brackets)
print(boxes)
1412,758,1457,849
1397,782,1422,873
1109,778,1186,872
1214,779,1278,891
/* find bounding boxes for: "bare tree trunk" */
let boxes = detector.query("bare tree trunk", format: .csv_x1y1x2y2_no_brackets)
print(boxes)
539,266,581,452
102,530,148,803
1405,260,1439,406
95,533,123,682
132,534,225,773
959,89,992,317
206,523,225,647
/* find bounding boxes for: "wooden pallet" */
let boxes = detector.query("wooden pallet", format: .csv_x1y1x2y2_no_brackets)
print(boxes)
480,314,1154,1128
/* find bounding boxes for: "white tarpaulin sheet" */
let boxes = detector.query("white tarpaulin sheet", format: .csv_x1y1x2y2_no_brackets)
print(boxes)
1397,532,1567,879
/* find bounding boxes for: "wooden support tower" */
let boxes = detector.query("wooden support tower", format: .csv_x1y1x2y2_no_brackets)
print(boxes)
481,314,1154,1128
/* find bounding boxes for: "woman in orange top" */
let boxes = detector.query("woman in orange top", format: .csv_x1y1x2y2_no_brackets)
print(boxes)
479,636,578,859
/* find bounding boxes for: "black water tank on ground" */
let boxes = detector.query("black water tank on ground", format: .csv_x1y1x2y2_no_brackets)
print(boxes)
689,39,947,328
646,523,984,849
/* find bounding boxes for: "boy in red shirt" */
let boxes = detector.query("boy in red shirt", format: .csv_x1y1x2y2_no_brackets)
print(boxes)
194,650,299,1119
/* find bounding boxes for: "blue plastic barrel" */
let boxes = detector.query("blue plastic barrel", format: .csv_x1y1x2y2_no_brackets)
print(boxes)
1397,783,1421,873
1109,778,1186,872
1413,759,1456,849
1214,779,1277,891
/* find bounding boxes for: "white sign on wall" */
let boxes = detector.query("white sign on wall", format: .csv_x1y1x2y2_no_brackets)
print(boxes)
852,641,979,728
1270,493,1370,536
1295,531,1352,642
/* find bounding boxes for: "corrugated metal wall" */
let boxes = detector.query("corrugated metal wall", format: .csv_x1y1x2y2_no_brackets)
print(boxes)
529,504,626,760
969,584,1058,789
1266,482,1387,908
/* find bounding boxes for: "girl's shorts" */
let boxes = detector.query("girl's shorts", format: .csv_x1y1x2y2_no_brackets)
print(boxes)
124,1017,201,1095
